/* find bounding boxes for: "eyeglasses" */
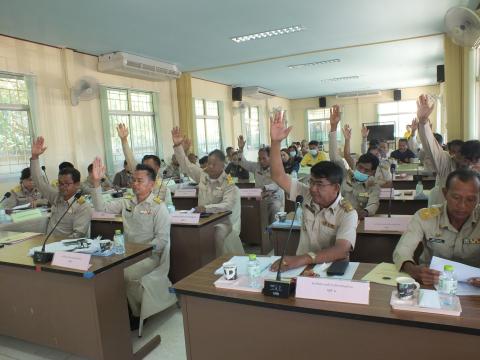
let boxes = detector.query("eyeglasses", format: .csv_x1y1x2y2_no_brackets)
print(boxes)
58,182,75,187
308,180,335,188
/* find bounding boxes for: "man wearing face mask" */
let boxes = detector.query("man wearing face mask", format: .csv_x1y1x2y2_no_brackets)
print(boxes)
281,146,301,174
359,126,392,188
300,140,328,167
4,167,49,209
329,106,381,220
171,127,245,256
268,112,358,272
416,94,480,206
237,136,285,224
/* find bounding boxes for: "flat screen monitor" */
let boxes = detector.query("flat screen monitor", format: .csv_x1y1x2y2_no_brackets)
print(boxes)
365,124,395,141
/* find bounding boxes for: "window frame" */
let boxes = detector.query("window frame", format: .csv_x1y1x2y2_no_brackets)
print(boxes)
376,100,417,138
241,105,262,151
305,107,340,145
194,98,223,156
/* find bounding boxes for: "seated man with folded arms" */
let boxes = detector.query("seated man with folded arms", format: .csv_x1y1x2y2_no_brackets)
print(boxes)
329,106,381,220
359,126,392,188
30,137,92,238
416,94,480,206
116,124,172,204
393,169,480,287
269,112,358,272
89,158,177,328
390,138,416,163
113,160,133,188
4,167,49,209
171,127,245,256
81,163,113,193
237,135,284,224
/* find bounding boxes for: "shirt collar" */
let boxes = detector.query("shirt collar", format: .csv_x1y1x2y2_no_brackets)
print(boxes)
131,192,155,206
440,203,478,232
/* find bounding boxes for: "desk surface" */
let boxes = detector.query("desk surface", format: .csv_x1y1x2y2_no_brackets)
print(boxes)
0,232,152,276
174,256,480,335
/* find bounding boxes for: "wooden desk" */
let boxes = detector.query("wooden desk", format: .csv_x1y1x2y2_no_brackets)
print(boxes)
0,232,159,360
0,213,49,233
378,190,428,215
172,196,197,211
270,215,408,263
174,257,480,360
393,175,435,190
235,181,255,189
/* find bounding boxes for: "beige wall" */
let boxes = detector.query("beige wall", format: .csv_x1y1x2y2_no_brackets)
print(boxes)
0,35,178,194
290,85,440,154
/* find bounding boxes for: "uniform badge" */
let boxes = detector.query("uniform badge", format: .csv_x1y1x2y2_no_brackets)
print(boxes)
358,192,369,198
419,207,441,221
321,220,336,229
226,174,234,185
463,238,480,245
153,196,163,204
77,196,86,205
340,199,354,212
12,185,21,193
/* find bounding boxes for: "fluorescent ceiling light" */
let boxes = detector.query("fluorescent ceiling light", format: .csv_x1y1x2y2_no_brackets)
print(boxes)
231,25,306,43
320,75,360,82
288,58,341,69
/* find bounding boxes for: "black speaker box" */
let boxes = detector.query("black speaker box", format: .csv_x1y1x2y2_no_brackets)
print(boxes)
232,87,242,101
437,65,445,83
393,89,401,101
319,96,327,108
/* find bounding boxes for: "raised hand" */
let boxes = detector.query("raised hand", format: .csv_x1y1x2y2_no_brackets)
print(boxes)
416,94,434,124
342,124,352,140
31,136,47,159
116,123,129,140
91,157,106,184
329,105,341,130
410,118,419,136
237,135,246,150
183,137,192,152
361,125,369,138
171,127,184,147
269,111,292,143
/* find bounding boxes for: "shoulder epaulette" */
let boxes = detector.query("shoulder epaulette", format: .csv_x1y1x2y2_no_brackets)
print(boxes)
340,199,354,212
77,196,86,205
12,185,22,192
226,174,234,185
153,196,163,204
51,179,59,187
419,207,441,221
124,193,133,200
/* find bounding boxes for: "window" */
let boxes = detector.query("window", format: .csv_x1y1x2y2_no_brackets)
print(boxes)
195,99,222,156
0,74,34,178
242,105,261,150
307,108,340,145
105,88,158,171
377,100,417,138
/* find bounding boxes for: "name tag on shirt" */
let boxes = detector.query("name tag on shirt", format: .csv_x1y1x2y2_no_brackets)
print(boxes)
428,238,445,244
463,238,480,245
321,220,336,229
358,192,369,197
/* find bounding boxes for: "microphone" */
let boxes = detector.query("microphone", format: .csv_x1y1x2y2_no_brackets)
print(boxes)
0,192,11,204
33,190,83,264
388,163,396,218
41,165,49,183
263,195,304,298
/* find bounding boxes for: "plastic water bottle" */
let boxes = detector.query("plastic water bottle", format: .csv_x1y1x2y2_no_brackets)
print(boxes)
167,204,176,214
0,209,11,224
415,180,424,196
247,254,261,288
437,265,457,307
113,229,125,255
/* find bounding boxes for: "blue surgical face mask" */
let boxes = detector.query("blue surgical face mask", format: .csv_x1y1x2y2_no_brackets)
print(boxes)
309,149,318,157
289,151,296,158
353,169,369,182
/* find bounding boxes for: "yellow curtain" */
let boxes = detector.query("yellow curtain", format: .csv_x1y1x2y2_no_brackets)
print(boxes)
176,73,196,151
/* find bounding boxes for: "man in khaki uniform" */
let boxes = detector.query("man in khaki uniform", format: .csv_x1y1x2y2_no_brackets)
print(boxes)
30,137,92,238
329,108,381,220
360,128,393,188
89,158,176,332
80,163,113,194
116,124,172,205
4,167,49,209
171,127,245,256
393,169,480,286
268,111,358,272
237,135,284,224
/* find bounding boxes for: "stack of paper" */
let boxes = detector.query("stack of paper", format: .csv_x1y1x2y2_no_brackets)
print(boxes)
362,262,409,286
0,232,41,244
430,257,480,296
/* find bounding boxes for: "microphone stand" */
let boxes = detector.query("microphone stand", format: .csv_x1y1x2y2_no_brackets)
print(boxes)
388,164,396,218
41,166,49,183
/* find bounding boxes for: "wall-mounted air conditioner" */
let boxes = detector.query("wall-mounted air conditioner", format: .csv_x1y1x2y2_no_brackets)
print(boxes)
336,90,381,99
242,86,277,99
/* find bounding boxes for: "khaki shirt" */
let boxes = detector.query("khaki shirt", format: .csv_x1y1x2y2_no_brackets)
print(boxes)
4,184,48,209
80,175,112,194
330,131,381,215
30,159,92,238
174,145,241,232
289,180,358,255
360,138,393,186
91,188,170,253
113,169,133,188
393,204,480,270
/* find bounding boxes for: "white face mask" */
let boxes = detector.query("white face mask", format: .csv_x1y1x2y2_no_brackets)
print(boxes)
309,149,318,157
289,151,296,158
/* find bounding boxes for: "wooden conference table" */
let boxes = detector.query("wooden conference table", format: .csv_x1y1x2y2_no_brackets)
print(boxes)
0,232,158,360
91,212,231,283
174,256,480,360
378,189,428,215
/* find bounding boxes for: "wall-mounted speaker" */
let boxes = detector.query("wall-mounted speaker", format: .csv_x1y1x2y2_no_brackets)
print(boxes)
437,65,445,83
232,87,242,101
393,89,401,101
319,96,327,108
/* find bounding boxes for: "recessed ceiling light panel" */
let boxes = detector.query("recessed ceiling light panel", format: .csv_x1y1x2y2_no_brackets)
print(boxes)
320,75,360,82
231,25,306,43
288,58,341,69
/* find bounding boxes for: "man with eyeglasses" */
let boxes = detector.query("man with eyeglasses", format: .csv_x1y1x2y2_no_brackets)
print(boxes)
268,112,358,272
328,105,381,220
30,137,92,238
416,94,480,206
393,169,480,287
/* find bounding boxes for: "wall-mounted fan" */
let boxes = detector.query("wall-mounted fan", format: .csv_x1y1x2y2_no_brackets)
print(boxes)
70,77,99,106
445,6,480,48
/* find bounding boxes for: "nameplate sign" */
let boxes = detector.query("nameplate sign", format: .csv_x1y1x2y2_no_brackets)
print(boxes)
170,212,200,225
174,188,197,198
10,209,43,223
364,216,409,232
51,251,92,271
295,277,370,305
379,188,400,199
239,188,262,198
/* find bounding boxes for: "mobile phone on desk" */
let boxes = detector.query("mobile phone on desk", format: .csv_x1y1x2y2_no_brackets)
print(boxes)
199,212,211,218
327,260,349,276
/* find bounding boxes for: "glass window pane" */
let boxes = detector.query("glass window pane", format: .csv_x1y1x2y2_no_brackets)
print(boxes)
0,110,31,176
398,100,416,113
195,99,204,116
129,115,157,160
205,101,218,116
130,91,152,112
196,118,206,155
205,118,221,152
109,114,130,168
0,77,28,105
250,106,258,120
377,102,398,115
107,89,128,111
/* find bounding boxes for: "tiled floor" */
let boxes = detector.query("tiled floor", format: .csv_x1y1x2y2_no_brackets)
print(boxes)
0,305,186,360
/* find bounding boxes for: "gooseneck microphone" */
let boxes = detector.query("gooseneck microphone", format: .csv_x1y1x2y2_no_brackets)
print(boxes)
263,195,304,298
33,190,83,264
41,166,49,183
388,163,397,218
0,192,11,204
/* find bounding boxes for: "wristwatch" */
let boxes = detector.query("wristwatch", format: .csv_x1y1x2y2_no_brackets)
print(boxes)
307,251,316,264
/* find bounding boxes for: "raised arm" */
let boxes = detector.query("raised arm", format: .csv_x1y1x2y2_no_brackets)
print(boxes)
171,127,203,183
269,111,293,192
117,123,138,173
30,137,58,204
90,157,124,214
328,105,344,168
342,124,355,169
360,125,369,154
236,135,258,173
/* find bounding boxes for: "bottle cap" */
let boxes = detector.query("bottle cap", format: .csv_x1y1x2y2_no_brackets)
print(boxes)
249,254,257,261
444,264,454,272
115,229,122,235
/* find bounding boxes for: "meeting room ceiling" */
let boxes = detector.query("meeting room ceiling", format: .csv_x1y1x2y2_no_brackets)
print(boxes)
0,0,478,98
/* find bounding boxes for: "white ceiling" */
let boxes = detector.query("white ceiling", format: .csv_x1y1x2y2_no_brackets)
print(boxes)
0,0,478,98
